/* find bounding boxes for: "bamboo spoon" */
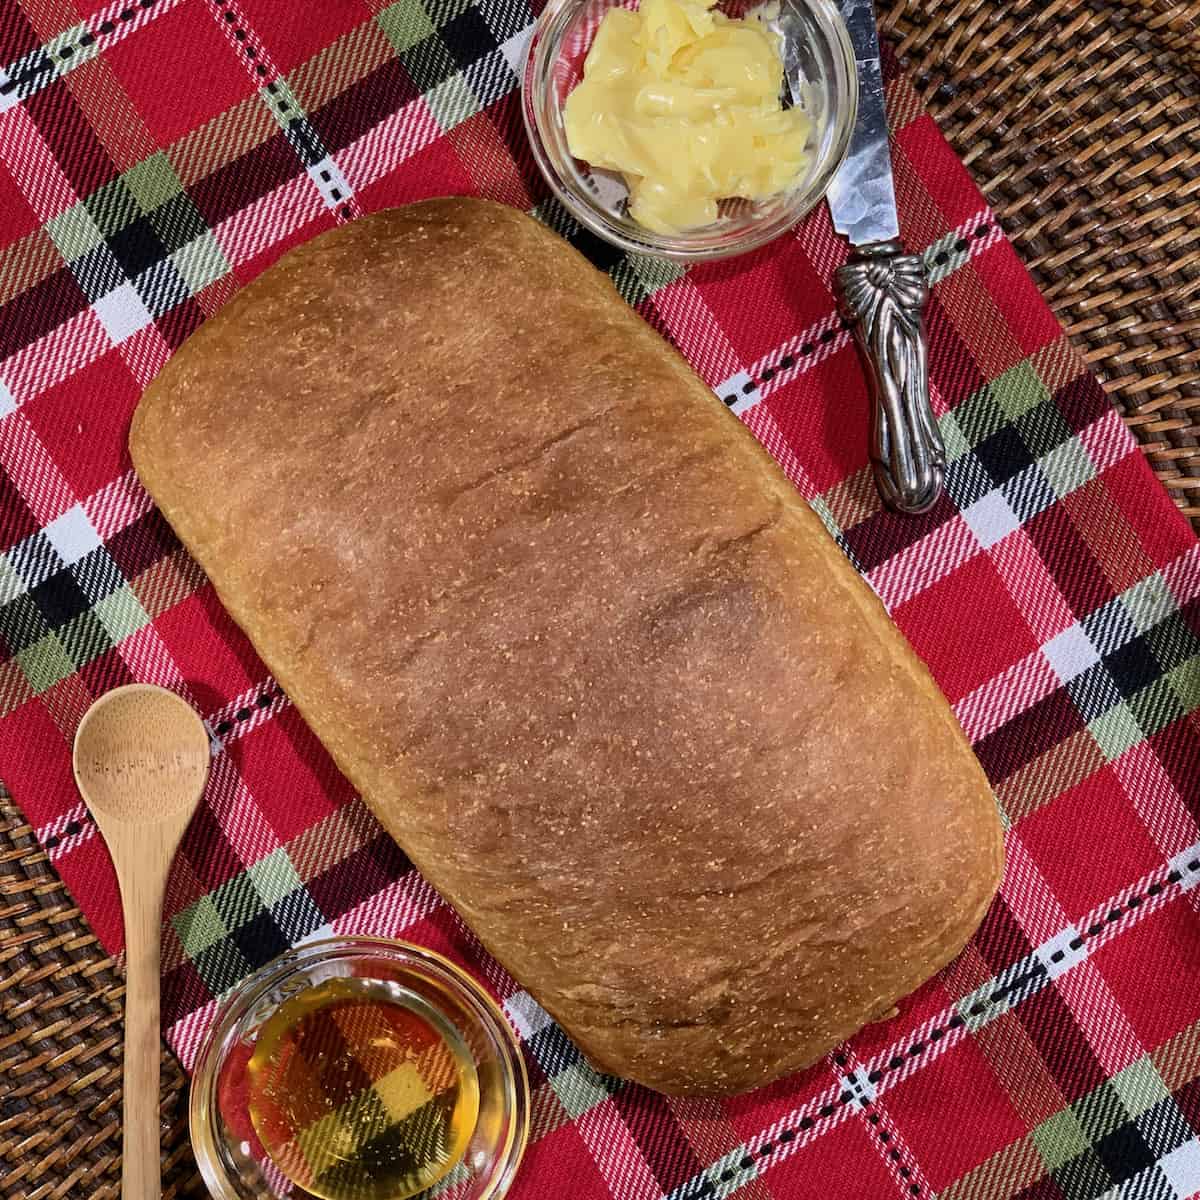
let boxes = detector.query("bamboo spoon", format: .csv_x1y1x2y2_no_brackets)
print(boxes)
73,684,211,1200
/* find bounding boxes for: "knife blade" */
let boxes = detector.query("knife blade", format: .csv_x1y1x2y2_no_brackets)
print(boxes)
826,0,898,245
826,0,945,514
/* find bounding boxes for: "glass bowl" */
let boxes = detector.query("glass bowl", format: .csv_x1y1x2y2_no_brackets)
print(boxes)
522,0,858,261
190,937,529,1200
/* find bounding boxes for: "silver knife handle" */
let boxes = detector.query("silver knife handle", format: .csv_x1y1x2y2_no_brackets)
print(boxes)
836,241,945,514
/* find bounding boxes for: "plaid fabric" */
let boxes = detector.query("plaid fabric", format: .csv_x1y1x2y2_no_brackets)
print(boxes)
1,1,1199,1199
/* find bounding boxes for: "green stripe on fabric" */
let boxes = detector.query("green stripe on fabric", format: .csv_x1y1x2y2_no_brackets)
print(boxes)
172,894,228,959
1168,655,1200,712
94,585,152,643
124,151,185,215
0,556,23,605
211,871,261,931
1126,579,1172,640
58,609,110,670
248,847,304,906
259,76,308,130
809,495,841,542
1130,675,1186,738
628,252,687,294
45,202,105,262
43,25,96,77
1074,1078,1129,1143
548,1062,616,1120
193,938,253,997
923,229,971,284
377,0,437,53
1039,438,1097,500
1089,705,1144,762
940,411,973,464
15,633,74,694
424,73,480,131
1032,1108,1091,1172
1112,1057,1172,1118
171,230,231,295
84,177,141,239
990,360,1050,421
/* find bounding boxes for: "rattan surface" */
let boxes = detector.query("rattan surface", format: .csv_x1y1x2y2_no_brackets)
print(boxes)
0,790,205,1198
1,5,1199,1197
887,0,1200,526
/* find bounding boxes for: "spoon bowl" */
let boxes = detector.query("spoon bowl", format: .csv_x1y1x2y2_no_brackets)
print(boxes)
74,684,211,1200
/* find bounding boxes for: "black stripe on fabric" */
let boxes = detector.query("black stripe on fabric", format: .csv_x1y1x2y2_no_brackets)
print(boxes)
943,449,994,511
1081,597,1139,658
134,258,191,319
70,244,126,303
525,1020,584,1079
1064,661,1123,723
7,531,62,591
309,55,421,156
473,0,535,42
0,472,41,556
283,114,328,169
463,46,516,109
1001,463,1057,524
25,75,119,198
0,267,89,361
973,685,1087,783
72,545,125,607
0,593,48,655
189,130,301,227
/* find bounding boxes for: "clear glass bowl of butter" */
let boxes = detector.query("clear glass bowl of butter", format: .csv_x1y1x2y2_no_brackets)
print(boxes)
523,0,857,261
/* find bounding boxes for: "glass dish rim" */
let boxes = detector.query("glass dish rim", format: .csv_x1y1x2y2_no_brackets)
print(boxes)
521,0,859,262
188,934,531,1200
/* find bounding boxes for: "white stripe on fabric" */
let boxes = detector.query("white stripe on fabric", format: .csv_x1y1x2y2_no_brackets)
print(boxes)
212,175,327,269
1,310,112,408
337,96,443,195
84,470,154,541
204,751,284,869
955,649,1060,743
868,513,978,609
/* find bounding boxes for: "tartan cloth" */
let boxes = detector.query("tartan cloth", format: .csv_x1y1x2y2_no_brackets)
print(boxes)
1,0,1200,1197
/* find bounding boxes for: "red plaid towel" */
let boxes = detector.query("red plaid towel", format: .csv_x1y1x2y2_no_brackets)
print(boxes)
2,1,1199,1198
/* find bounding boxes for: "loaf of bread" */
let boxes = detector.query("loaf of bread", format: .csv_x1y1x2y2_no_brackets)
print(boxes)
130,198,1003,1095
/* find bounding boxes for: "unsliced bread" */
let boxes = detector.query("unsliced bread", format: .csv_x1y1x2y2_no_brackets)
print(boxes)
130,198,1004,1095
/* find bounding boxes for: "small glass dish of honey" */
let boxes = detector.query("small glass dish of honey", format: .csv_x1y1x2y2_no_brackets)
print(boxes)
189,938,529,1200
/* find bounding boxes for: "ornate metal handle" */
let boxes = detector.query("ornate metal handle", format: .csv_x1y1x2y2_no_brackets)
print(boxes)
836,240,945,514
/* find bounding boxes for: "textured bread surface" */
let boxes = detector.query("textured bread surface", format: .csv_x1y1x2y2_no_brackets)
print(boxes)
130,198,1004,1095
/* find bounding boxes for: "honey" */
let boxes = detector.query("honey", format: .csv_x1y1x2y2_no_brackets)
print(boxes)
244,977,480,1200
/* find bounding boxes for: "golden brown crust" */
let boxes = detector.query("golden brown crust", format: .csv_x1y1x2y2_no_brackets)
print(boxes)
130,198,1003,1095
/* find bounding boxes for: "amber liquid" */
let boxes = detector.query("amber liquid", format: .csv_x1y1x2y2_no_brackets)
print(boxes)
245,977,480,1200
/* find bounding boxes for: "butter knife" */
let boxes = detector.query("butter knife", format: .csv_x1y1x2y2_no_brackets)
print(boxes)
825,0,944,514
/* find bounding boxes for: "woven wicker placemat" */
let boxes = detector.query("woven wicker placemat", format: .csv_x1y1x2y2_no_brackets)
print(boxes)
1,6,1198,1197
0,791,205,1198
887,0,1200,527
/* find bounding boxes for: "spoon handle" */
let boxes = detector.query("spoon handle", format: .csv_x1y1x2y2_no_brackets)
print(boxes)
119,868,166,1200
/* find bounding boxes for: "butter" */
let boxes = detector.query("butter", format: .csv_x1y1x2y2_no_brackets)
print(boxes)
563,0,811,234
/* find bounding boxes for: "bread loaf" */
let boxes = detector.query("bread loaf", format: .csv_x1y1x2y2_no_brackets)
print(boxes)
130,198,1003,1095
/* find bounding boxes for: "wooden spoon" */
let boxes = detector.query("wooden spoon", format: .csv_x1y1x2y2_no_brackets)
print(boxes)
73,684,211,1200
